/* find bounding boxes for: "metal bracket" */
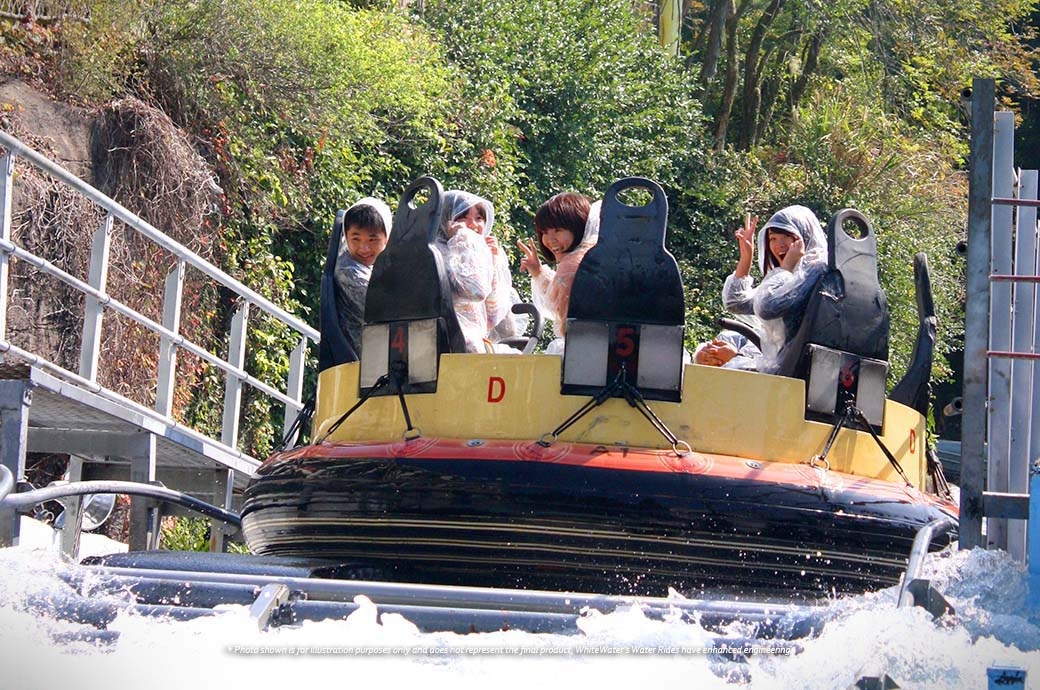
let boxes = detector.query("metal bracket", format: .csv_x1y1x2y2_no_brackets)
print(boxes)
250,583,291,631
904,578,954,619
853,676,899,690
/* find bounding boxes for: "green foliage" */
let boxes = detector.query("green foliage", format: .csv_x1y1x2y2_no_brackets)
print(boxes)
160,516,249,554
420,0,712,245
159,516,210,552
684,0,1037,152
55,0,493,455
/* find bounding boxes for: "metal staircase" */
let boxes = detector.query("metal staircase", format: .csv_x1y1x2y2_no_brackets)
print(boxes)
0,130,317,554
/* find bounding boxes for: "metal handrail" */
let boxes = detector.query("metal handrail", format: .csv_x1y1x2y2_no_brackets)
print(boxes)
0,479,242,527
0,237,297,408
896,517,957,608
0,130,318,342
0,129,319,458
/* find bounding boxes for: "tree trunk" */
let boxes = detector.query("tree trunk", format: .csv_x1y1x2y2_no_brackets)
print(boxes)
790,33,821,111
738,0,785,149
712,0,745,149
699,0,731,85
755,74,780,144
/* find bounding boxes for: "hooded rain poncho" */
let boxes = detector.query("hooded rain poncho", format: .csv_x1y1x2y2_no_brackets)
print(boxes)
437,190,515,352
721,205,827,374
332,196,393,356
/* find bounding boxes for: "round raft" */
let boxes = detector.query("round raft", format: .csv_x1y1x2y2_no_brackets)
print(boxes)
242,177,957,599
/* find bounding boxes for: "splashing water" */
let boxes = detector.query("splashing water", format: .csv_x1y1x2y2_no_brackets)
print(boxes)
0,541,1036,690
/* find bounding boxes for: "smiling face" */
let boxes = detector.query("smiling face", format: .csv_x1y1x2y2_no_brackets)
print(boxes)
539,226,576,261
767,228,797,267
345,225,388,267
454,204,488,236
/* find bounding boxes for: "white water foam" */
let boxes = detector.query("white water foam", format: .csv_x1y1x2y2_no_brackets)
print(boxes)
0,540,1036,689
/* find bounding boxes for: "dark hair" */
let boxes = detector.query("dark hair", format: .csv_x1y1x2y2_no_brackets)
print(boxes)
453,203,487,223
763,226,797,272
533,192,590,262
343,204,387,235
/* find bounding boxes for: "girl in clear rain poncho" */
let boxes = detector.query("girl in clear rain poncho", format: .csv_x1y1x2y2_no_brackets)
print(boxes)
333,196,393,356
438,190,517,353
719,204,828,374
518,192,600,355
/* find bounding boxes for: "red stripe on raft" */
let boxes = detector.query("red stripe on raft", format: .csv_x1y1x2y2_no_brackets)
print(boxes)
260,438,958,515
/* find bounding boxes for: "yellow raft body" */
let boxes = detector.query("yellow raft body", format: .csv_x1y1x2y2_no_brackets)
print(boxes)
314,355,929,490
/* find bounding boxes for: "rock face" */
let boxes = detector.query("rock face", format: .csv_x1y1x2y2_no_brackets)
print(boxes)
0,79,102,376
0,78,95,182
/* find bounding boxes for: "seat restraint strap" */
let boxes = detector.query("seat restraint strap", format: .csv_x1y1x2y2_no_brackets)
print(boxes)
315,374,391,443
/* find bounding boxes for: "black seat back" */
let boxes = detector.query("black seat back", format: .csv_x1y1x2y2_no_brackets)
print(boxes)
889,253,936,416
563,177,685,401
358,177,466,394
776,208,890,378
777,209,891,429
317,209,357,372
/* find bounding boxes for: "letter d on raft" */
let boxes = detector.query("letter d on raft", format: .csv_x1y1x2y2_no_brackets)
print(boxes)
487,376,506,403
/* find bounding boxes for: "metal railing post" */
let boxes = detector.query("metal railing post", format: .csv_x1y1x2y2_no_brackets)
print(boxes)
283,336,307,440
988,111,1016,551
58,455,84,560
209,467,232,554
1029,461,1040,608
155,261,185,417
128,433,158,551
78,214,113,382
222,301,250,450
0,151,14,345
1008,170,1037,561
962,78,995,550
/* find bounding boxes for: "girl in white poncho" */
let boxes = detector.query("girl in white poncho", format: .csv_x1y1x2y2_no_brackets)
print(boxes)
437,190,516,353
720,204,828,374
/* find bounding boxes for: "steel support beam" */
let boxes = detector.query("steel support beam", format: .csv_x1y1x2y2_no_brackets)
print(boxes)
982,491,1031,520
961,78,995,549
28,428,157,459
58,455,85,559
208,468,232,553
0,379,30,546
1009,170,1037,561
128,434,158,551
81,463,240,507
987,111,1015,551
